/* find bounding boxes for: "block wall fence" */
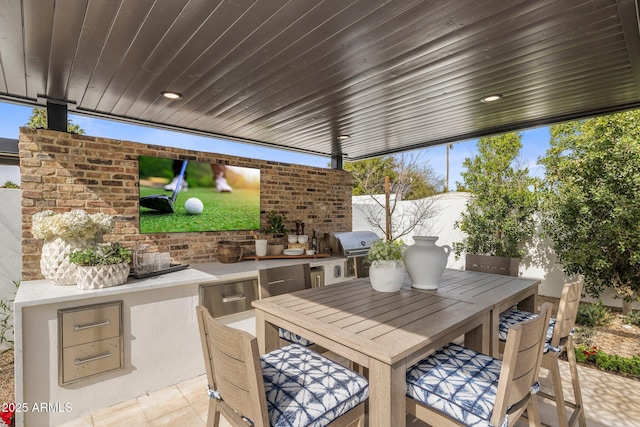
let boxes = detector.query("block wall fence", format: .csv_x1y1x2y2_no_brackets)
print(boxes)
19,127,352,281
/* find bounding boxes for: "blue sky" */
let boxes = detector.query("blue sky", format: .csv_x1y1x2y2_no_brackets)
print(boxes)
0,100,551,187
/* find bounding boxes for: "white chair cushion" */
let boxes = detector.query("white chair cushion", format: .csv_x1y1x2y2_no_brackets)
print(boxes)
498,308,559,353
406,343,508,427
261,343,369,427
279,327,314,346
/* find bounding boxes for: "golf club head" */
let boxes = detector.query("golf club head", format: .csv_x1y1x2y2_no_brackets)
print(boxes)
139,160,187,214
140,195,175,213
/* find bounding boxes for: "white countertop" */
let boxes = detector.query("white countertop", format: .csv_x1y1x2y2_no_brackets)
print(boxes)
15,256,346,308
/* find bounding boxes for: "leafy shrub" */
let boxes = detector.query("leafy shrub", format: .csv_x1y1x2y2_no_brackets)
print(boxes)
0,280,20,349
574,343,640,378
572,326,596,347
623,309,640,327
576,301,612,327
1,180,19,188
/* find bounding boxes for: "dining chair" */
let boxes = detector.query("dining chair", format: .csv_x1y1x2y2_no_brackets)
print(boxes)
406,302,552,427
258,264,319,349
498,276,585,427
196,305,368,427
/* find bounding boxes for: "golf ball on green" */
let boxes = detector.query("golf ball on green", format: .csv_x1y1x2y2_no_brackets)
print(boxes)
184,197,203,214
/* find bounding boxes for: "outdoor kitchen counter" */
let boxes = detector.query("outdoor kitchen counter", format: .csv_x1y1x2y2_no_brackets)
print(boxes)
15,256,346,307
13,256,347,427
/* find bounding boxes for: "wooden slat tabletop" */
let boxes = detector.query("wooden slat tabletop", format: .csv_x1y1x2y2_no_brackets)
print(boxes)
253,277,493,365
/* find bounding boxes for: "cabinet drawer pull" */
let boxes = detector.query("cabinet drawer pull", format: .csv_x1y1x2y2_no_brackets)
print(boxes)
74,320,111,331
222,294,246,303
75,351,111,365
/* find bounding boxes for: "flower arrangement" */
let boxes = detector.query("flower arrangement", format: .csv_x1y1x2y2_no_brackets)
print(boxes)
366,238,405,263
69,242,132,266
31,210,114,240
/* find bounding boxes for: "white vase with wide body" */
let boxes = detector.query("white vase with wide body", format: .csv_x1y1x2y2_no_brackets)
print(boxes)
403,236,451,290
368,260,405,292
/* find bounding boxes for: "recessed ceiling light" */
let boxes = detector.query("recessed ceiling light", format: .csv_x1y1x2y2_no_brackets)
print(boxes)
161,91,182,99
337,134,350,140
481,94,503,103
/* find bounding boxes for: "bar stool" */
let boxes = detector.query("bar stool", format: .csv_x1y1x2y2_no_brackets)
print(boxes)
498,276,586,427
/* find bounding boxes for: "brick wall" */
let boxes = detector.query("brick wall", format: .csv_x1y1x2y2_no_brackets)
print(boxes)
19,128,352,281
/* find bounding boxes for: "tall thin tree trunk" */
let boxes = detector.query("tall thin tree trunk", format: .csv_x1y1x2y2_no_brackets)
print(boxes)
385,176,391,240
445,143,452,192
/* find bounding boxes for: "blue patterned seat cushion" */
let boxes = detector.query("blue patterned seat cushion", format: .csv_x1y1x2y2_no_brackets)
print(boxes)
498,308,559,353
261,343,369,427
406,343,509,427
279,327,314,346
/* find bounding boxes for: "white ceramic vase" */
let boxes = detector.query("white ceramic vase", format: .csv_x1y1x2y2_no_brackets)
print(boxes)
369,260,405,292
403,236,451,290
40,235,101,285
75,262,130,290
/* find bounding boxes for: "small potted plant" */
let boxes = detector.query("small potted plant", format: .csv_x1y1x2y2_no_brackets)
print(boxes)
69,242,132,290
263,211,287,238
366,239,405,292
263,211,287,255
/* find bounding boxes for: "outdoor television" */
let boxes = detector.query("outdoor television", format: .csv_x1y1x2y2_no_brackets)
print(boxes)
138,156,261,233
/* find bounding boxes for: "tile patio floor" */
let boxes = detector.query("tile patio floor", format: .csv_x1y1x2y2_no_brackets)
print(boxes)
58,358,638,427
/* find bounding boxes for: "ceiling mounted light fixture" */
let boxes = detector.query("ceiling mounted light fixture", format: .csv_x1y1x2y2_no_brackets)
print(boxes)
337,134,351,140
480,94,503,103
161,91,182,99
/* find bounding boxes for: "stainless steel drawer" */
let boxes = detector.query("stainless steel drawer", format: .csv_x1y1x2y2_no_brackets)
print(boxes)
60,302,121,348
61,336,122,384
199,279,258,318
58,301,123,385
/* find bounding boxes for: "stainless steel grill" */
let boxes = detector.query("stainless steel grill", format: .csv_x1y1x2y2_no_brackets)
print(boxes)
326,231,381,278
326,231,380,258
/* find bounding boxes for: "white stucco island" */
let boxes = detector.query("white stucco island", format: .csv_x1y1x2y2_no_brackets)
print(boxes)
14,257,349,426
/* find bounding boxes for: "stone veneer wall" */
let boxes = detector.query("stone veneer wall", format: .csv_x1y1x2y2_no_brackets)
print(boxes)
19,128,352,281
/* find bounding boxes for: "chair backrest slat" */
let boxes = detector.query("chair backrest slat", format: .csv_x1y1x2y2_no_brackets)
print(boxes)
259,263,311,298
464,253,519,277
196,305,270,427
492,303,552,425
551,276,584,348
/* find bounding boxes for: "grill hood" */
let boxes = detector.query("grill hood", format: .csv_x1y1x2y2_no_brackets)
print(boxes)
327,231,381,257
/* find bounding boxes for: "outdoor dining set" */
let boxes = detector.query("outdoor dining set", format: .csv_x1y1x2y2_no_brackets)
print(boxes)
196,264,585,427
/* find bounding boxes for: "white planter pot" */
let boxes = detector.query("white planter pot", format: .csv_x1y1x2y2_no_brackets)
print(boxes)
369,260,405,292
403,236,451,290
75,262,130,290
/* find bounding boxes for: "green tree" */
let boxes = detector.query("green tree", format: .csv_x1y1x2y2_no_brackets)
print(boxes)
346,153,443,241
453,132,539,258
27,108,85,134
539,110,640,308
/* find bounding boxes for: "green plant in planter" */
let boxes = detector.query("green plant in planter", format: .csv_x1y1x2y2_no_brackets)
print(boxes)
366,239,405,263
263,211,287,238
69,242,132,266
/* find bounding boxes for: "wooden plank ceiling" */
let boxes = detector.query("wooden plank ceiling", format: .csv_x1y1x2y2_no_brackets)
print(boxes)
1,0,640,160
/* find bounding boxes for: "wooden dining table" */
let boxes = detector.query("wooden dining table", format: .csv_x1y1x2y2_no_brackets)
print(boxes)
252,268,540,427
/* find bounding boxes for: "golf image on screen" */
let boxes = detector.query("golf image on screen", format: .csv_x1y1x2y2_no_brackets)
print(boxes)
138,156,260,233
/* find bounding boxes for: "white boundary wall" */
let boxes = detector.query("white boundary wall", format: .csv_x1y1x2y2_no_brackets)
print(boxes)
0,188,21,349
353,192,637,309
